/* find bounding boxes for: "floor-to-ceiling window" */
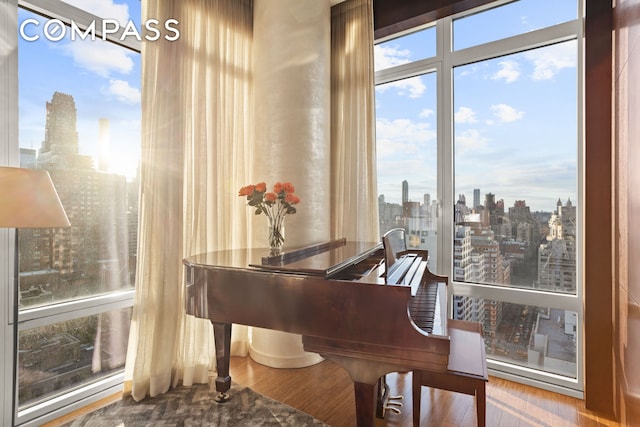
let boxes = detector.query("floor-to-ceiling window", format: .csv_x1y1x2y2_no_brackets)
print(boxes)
375,0,584,396
3,1,141,425
375,25,440,270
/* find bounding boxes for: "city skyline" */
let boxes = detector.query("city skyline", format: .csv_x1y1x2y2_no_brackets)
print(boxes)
374,0,579,212
380,180,573,215
18,0,141,180
17,82,136,405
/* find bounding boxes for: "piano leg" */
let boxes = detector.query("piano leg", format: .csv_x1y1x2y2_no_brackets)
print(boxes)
354,382,376,427
212,321,232,402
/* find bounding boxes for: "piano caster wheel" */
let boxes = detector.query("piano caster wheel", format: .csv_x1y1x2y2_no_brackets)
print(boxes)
214,392,230,403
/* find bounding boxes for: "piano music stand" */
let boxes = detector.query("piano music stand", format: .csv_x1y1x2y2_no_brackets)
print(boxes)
382,228,408,275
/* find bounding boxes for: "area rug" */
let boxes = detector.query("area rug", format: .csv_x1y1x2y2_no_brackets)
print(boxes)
61,383,329,426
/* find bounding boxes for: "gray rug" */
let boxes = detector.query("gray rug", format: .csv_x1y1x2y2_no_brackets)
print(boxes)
62,383,329,426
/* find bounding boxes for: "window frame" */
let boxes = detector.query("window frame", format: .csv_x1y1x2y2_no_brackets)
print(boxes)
374,0,585,397
2,1,140,425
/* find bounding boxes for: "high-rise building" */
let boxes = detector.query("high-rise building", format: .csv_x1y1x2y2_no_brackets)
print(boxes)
507,199,540,283
453,226,473,281
19,92,133,307
40,92,78,157
466,221,511,286
455,193,468,223
38,91,93,170
453,222,503,339
402,180,408,205
537,199,577,293
473,188,480,209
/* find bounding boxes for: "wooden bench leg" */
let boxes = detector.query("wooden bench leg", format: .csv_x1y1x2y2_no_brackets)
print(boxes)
412,372,487,427
476,381,486,427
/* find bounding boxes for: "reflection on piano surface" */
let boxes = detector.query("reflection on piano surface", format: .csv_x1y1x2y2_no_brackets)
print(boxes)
184,235,451,427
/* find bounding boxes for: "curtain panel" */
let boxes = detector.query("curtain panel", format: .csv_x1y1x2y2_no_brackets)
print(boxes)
124,0,254,401
331,0,379,242
125,0,377,401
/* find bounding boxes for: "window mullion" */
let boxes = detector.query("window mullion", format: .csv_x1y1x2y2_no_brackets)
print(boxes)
451,20,580,68
18,289,135,330
375,59,438,86
438,16,454,281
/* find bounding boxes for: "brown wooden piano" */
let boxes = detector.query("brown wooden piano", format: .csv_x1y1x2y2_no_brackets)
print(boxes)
184,233,474,427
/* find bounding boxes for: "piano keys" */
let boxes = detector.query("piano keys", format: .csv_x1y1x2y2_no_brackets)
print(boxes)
184,237,449,427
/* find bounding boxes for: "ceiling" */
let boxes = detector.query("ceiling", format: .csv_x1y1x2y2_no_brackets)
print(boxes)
371,0,497,39
329,0,498,39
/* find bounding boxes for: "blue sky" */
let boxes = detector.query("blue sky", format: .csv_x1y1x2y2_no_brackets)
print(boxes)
18,0,141,179
374,0,579,212
17,0,579,211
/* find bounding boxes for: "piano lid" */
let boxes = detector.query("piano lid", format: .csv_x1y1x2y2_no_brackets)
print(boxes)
249,239,382,277
183,239,382,278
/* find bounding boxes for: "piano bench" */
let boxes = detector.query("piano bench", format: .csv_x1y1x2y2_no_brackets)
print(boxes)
412,319,488,427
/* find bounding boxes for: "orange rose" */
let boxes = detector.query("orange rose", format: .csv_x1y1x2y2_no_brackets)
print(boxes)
285,193,300,204
255,182,267,192
283,182,295,193
273,182,284,194
238,185,255,196
264,192,277,202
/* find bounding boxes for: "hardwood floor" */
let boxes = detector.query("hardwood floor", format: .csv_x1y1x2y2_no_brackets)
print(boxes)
229,356,620,427
45,355,621,427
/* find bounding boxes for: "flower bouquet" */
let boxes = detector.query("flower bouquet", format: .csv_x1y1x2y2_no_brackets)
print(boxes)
239,181,300,254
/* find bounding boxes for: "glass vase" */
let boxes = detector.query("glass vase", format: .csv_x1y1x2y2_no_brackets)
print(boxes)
267,215,285,255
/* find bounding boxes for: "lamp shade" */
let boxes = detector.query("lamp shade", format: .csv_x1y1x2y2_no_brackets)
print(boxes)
0,166,70,228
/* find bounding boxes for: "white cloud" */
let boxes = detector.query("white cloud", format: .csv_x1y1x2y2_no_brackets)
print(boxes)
525,42,577,80
107,79,141,104
374,44,411,70
376,75,426,99
492,60,520,83
491,103,524,123
455,106,478,124
458,63,481,78
376,118,436,158
455,129,488,155
61,39,134,77
419,108,434,118
376,118,434,144
376,117,437,201
63,0,130,25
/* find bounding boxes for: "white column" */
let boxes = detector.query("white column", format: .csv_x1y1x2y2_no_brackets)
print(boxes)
250,0,331,368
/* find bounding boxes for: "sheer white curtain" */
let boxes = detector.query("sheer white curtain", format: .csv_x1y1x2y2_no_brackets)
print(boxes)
125,0,378,401
331,0,379,242
124,0,254,401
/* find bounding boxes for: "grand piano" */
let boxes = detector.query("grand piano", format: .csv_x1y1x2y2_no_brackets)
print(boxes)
184,233,451,426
